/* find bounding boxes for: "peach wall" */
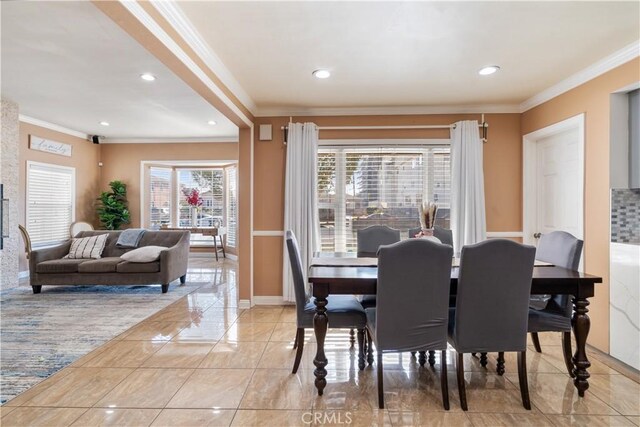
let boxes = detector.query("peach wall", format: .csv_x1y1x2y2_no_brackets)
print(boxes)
252,113,523,297
521,58,640,352
99,142,238,229
18,122,101,272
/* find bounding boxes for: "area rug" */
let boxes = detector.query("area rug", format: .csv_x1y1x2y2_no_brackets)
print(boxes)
0,281,206,404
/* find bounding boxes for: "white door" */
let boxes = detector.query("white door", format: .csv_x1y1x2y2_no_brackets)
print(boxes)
535,128,583,240
523,114,584,266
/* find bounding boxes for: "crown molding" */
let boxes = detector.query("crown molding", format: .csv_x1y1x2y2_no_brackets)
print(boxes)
19,115,88,139
520,40,640,112
150,1,258,115
103,137,238,144
119,1,253,127
255,104,521,118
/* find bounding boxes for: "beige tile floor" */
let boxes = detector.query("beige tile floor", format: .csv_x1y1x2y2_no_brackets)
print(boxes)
2,258,639,426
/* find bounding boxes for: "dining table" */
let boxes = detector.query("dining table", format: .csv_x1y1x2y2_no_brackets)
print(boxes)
307,252,603,398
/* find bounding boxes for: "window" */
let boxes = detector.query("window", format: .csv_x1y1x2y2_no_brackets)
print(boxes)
145,164,238,249
26,161,75,247
149,167,172,228
226,165,238,248
318,146,450,252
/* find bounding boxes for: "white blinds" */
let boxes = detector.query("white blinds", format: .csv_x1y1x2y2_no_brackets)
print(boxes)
149,167,172,228
318,146,450,252
27,162,75,247
226,166,238,248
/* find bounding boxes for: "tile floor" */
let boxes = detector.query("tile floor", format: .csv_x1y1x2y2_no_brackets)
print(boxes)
1,258,639,426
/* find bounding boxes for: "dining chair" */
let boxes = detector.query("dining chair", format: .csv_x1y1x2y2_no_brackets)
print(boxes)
356,225,400,257
528,231,583,377
434,225,453,247
448,239,536,410
367,238,453,409
285,230,367,373
69,221,94,237
357,225,401,312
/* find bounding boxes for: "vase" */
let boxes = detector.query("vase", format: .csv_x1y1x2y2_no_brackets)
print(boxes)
190,206,198,227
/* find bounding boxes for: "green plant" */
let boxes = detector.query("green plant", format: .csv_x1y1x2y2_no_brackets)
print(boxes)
96,180,131,230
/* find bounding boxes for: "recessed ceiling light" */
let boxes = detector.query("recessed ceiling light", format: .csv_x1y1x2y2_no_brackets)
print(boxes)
208,120,217,125
478,66,500,76
140,73,156,81
99,121,110,126
312,69,331,79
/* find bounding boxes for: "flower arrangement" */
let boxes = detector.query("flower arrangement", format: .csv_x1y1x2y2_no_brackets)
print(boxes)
186,189,203,207
419,200,438,230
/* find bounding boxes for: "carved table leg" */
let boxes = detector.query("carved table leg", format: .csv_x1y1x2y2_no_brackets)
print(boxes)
480,352,488,368
428,350,436,367
313,294,329,396
497,352,505,376
572,296,591,397
357,329,365,370
418,351,426,367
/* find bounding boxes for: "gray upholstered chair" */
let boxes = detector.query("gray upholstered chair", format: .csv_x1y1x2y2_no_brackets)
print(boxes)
356,225,400,257
434,225,453,247
449,239,536,411
357,225,401,310
285,231,367,373
366,238,453,409
528,231,583,377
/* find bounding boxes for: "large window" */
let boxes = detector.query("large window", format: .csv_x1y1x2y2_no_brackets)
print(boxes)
26,161,75,247
147,165,237,248
318,146,450,252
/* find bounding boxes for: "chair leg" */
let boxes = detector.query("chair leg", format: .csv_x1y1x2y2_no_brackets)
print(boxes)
418,351,426,367
456,352,468,411
428,350,436,367
357,329,365,370
440,350,450,410
366,329,374,365
292,330,298,349
517,350,532,410
562,331,575,378
479,352,488,368
497,352,505,376
377,350,384,409
292,328,304,374
350,328,355,348
531,332,542,353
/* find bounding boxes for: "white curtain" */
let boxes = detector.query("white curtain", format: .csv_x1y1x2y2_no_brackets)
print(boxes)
282,122,321,302
450,120,487,256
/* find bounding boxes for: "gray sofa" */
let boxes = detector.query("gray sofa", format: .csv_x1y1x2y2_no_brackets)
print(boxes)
29,230,190,294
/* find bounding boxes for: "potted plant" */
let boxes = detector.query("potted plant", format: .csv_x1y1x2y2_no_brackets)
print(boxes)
96,180,131,230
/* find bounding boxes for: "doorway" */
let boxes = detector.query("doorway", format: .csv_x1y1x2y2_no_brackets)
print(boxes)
523,114,585,268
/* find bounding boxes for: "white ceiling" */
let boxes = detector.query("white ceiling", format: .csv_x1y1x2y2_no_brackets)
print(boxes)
177,1,640,113
1,1,238,140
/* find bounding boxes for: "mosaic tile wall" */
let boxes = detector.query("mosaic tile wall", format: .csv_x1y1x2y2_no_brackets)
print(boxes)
611,188,640,245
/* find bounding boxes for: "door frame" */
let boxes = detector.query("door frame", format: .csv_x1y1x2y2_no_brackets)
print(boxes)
522,113,585,247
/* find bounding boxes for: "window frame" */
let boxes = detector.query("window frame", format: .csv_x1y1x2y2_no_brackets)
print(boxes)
317,139,450,252
26,160,76,248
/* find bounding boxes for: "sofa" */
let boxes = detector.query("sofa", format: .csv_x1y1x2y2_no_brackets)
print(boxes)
29,230,190,294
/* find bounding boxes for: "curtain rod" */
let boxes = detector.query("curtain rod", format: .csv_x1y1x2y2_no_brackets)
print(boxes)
279,123,488,131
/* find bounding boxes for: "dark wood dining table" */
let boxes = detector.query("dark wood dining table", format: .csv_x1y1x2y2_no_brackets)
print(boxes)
307,252,603,398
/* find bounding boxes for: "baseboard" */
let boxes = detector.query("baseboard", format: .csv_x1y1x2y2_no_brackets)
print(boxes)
19,271,29,279
486,231,524,238
238,299,252,309
253,296,293,306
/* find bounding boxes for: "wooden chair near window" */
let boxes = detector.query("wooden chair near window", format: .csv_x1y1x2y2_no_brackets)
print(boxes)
69,221,94,238
18,224,32,260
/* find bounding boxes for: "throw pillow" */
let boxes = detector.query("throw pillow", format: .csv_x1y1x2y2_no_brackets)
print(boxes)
120,246,167,263
65,234,108,259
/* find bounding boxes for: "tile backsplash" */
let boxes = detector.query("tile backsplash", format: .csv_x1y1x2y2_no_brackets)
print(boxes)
611,189,640,245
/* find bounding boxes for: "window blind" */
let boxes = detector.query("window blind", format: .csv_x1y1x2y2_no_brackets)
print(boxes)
149,167,172,228
177,169,224,246
318,147,450,252
27,162,75,247
226,165,238,248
